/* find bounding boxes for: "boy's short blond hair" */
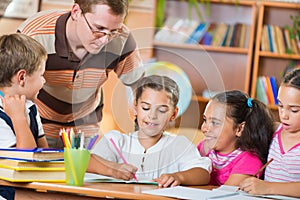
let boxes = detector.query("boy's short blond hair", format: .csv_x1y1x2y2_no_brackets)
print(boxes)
0,33,47,87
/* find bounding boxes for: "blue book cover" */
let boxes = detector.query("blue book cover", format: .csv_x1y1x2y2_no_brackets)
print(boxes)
221,24,230,46
0,148,64,162
185,22,207,44
267,24,274,52
201,33,213,45
229,23,237,47
0,148,63,152
269,76,278,105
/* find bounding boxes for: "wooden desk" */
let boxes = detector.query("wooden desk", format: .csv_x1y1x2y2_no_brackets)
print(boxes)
0,180,215,199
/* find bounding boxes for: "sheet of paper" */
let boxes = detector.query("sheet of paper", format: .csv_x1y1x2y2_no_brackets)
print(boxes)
143,185,299,200
142,186,239,200
214,185,299,200
84,173,158,185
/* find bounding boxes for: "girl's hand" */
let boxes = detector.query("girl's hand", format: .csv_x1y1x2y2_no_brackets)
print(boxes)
153,173,181,188
239,177,271,195
111,162,137,181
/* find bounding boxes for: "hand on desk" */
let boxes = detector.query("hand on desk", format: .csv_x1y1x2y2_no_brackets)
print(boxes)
239,177,270,195
87,155,137,181
153,173,181,188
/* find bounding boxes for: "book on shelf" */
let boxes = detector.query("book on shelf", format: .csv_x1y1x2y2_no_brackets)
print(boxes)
239,24,249,48
0,148,64,162
154,17,199,44
185,22,209,44
267,24,274,52
211,23,228,46
274,25,286,54
154,17,178,42
231,23,243,47
199,23,217,45
283,27,293,54
176,19,199,44
270,25,278,53
0,159,64,171
0,166,65,182
265,76,275,105
256,76,278,105
261,24,270,52
256,76,269,105
290,29,299,54
220,24,231,46
225,24,235,47
269,76,278,105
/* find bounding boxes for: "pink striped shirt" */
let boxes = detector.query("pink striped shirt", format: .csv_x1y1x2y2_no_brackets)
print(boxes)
265,124,300,182
198,141,262,185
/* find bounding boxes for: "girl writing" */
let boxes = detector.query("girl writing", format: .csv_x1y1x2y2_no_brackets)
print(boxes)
198,90,274,186
88,75,211,187
239,69,300,198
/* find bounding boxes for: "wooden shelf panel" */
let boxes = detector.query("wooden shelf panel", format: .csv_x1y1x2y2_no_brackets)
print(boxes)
154,42,249,54
259,51,300,60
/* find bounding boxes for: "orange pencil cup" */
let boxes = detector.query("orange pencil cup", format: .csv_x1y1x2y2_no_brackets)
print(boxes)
64,148,90,186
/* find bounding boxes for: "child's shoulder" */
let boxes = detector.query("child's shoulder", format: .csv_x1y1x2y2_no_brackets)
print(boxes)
104,130,137,141
163,131,195,145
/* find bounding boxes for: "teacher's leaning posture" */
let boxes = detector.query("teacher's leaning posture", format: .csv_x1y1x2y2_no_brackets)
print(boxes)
18,0,144,148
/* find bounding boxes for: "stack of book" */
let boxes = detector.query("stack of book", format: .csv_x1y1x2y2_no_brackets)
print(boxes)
0,148,65,182
261,24,300,54
154,17,250,48
256,76,278,105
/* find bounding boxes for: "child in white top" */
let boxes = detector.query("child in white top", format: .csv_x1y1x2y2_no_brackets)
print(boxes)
89,75,211,187
0,33,48,149
239,69,300,198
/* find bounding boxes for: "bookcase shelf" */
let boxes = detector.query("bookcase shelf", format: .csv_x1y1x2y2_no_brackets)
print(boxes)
250,1,300,109
153,0,257,128
154,41,249,54
259,52,300,60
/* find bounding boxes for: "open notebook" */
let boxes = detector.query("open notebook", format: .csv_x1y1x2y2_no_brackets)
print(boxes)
84,173,158,185
142,185,299,200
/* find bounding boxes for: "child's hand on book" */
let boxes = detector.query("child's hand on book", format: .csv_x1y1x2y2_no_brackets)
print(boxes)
110,162,137,181
153,173,181,188
239,176,270,195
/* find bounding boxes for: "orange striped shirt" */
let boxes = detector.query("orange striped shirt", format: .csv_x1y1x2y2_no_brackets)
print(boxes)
18,10,144,137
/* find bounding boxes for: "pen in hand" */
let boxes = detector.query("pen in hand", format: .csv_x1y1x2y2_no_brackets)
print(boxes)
236,158,274,192
109,138,138,182
253,158,274,177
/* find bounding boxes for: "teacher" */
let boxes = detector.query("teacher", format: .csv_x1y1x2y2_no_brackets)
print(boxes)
18,0,144,148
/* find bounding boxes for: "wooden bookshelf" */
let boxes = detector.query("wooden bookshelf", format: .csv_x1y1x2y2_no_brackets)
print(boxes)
153,0,257,128
250,1,300,112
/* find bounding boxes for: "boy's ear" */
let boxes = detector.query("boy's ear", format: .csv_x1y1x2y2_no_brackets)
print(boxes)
16,69,26,87
236,121,245,137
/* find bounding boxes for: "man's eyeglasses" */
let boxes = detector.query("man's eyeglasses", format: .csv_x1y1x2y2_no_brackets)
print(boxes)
82,14,122,39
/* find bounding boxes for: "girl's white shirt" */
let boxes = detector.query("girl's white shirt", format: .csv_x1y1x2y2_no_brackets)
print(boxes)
92,130,212,180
